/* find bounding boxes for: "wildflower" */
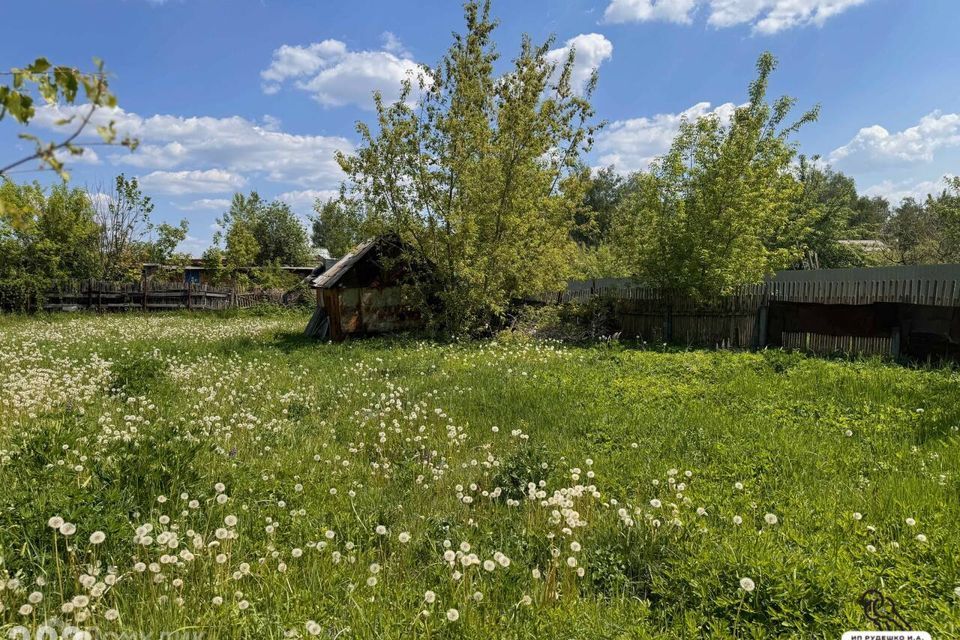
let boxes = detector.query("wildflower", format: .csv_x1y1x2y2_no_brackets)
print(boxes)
739,577,755,592
19,604,33,615
650,499,661,509
369,563,381,574
566,556,577,568
916,534,927,543
59,522,77,536
483,559,496,571
375,525,387,535
853,512,863,521
570,541,581,552
212,596,224,605
398,531,411,543
866,544,877,553
733,515,743,525
224,515,238,527
424,590,436,604
366,576,377,587
734,482,744,490
325,530,336,539
105,609,119,621
238,600,250,610
446,608,459,622
905,518,916,527
764,513,778,526
89,531,106,545
519,594,532,606
48,516,64,529
306,620,323,636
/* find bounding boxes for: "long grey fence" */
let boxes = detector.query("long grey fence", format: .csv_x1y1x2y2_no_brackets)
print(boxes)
548,265,960,358
38,280,295,312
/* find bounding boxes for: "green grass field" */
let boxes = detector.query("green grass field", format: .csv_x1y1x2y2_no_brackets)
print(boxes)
0,311,958,638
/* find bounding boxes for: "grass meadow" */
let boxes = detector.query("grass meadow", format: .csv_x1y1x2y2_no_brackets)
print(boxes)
0,310,958,638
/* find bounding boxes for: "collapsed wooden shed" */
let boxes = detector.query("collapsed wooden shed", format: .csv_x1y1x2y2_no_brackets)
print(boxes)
305,236,424,340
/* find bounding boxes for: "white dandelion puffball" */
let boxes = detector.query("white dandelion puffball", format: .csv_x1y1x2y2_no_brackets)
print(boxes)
59,522,77,536
398,531,411,543
764,513,778,526
424,590,436,604
446,608,460,622
89,531,106,545
905,518,916,527
48,516,64,529
375,525,387,535
916,534,927,543
732,515,743,525
740,577,756,592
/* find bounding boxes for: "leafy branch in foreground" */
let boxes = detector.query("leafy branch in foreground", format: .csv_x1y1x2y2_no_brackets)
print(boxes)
0,57,138,188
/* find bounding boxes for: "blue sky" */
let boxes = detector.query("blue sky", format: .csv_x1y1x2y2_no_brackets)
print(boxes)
2,0,958,254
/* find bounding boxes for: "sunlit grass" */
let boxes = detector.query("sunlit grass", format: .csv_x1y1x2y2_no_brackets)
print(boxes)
0,310,958,638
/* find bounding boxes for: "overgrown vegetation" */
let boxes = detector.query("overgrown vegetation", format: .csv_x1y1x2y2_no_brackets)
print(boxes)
0,312,957,638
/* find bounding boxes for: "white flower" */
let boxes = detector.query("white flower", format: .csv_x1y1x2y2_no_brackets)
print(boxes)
48,516,64,529
28,591,43,604
306,620,323,636
905,518,916,527
566,556,577,568
224,515,238,527
732,515,743,525
483,560,496,572
739,577,755,592
764,513,778,526
105,609,119,621
649,499,662,509
19,604,34,615
519,594,532,606
866,544,876,553
238,600,250,610
853,512,863,521
916,534,927,543
570,541,581,552
369,563,381,574
375,525,387,535
59,522,77,536
89,531,106,545
734,482,744,490
366,576,377,587
446,608,459,622
325,530,336,539
424,590,436,603
398,532,411,543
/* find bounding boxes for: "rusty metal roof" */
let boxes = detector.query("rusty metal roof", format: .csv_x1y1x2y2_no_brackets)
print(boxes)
309,238,379,289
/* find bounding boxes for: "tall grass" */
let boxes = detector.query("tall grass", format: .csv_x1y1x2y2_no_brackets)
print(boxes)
0,311,957,638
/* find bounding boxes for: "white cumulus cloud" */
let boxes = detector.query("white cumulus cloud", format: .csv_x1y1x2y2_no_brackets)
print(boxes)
139,169,247,196
595,101,737,172
862,175,957,205
603,0,870,33
30,105,353,189
174,198,233,212
546,33,614,94
829,110,960,170
260,36,422,109
277,189,341,215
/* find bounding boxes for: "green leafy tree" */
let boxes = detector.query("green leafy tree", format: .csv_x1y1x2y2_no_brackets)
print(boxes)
882,178,960,265
337,0,599,332
93,174,155,280
255,200,312,266
144,219,190,265
311,196,365,257
612,53,818,297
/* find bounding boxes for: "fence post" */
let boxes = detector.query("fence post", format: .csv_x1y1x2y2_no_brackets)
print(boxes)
141,276,148,311
186,283,193,311
890,327,901,359
756,304,768,349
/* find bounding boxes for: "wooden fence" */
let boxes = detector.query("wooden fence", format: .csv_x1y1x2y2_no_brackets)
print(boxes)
38,280,294,313
553,265,960,358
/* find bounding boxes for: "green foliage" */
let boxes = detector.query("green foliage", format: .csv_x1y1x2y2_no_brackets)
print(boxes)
217,192,313,277
883,177,960,265
338,0,598,333
612,53,819,297
311,196,365,257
